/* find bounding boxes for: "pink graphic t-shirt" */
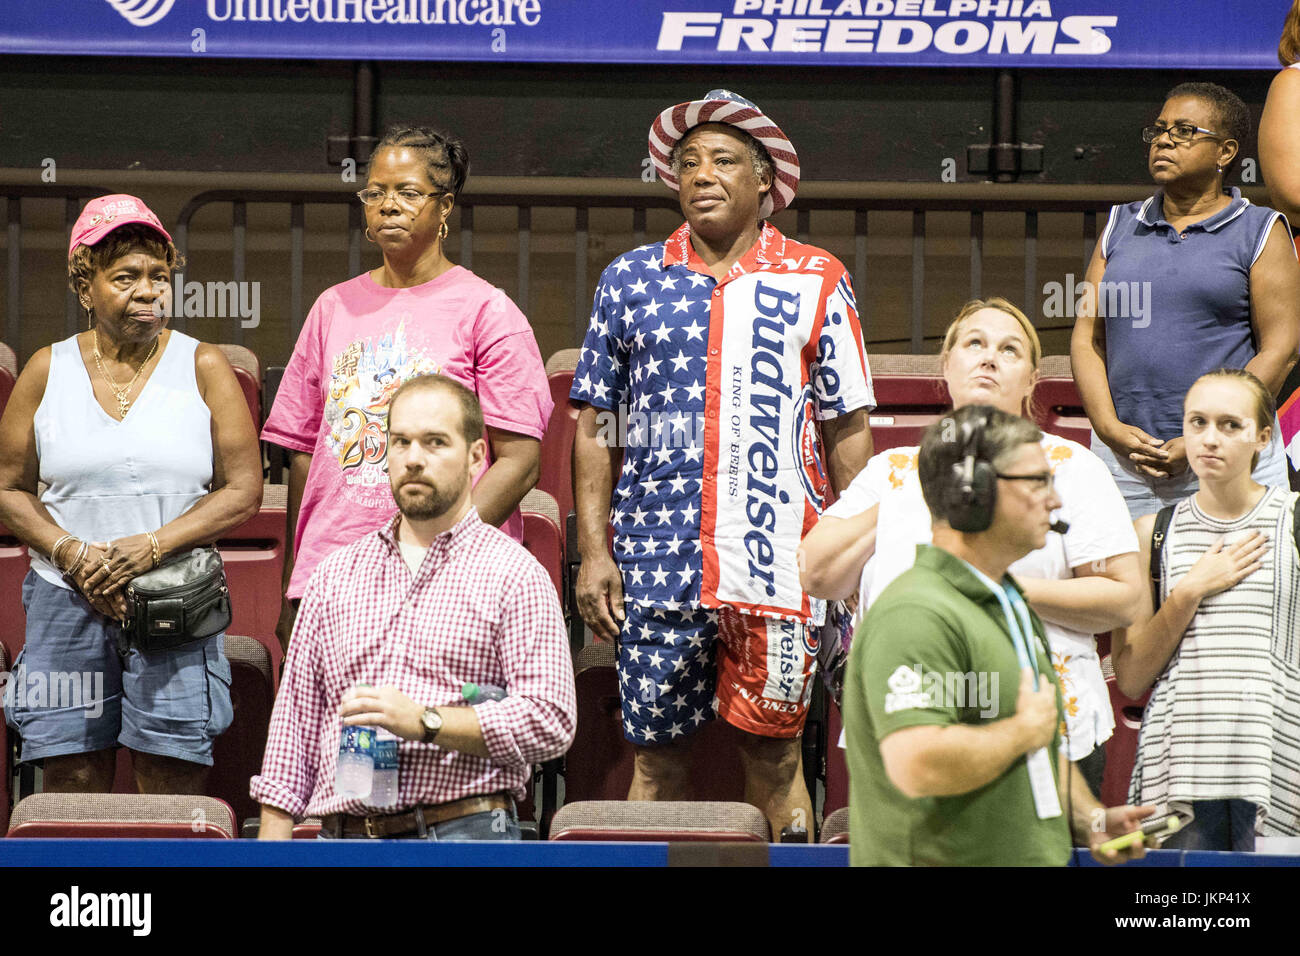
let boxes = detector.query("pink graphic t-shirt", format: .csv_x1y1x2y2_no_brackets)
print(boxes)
262,265,553,598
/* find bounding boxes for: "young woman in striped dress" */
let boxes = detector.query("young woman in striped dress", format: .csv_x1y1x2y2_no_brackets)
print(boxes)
1113,368,1300,851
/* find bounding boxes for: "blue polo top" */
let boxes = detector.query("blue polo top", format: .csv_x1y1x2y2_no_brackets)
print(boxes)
1100,187,1287,441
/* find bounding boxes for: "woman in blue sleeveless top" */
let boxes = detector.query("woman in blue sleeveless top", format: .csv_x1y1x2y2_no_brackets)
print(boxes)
0,195,262,794
1071,82,1300,520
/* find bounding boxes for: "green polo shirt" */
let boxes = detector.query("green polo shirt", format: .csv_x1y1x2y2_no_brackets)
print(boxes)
843,544,1071,866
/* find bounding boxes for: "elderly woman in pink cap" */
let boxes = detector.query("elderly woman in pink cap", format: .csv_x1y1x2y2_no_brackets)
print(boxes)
0,194,262,794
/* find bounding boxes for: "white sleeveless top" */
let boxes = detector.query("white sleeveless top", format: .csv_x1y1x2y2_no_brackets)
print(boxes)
31,331,213,588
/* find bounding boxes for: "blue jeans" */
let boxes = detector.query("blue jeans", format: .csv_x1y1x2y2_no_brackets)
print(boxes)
1161,800,1257,852
318,804,522,842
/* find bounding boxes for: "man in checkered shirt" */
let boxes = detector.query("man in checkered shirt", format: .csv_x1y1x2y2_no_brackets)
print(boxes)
571,90,875,841
253,374,575,840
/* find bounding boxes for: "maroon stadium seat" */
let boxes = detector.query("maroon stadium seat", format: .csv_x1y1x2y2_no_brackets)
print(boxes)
520,489,563,604
538,349,581,528
7,793,236,838
820,805,849,843
1100,654,1150,808
549,800,770,842
867,353,1087,451
565,642,746,805
217,484,286,682
1035,355,1091,446
0,531,26,679
107,635,273,824
865,354,949,453
823,700,848,817
218,344,263,429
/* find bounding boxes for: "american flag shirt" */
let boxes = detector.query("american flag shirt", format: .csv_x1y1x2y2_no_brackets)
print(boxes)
250,507,576,820
571,221,874,624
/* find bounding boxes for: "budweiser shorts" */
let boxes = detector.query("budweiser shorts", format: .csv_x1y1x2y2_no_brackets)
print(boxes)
616,602,818,744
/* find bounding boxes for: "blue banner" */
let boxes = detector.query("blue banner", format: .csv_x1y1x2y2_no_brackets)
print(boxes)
1,0,1289,68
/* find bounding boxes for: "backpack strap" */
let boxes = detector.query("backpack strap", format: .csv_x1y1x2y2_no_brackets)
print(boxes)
1149,504,1175,612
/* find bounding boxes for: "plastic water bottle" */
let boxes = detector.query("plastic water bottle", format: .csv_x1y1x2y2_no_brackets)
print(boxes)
335,724,376,799
369,728,399,809
462,682,507,704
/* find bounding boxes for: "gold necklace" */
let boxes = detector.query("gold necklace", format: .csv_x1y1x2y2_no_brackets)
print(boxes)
92,329,158,418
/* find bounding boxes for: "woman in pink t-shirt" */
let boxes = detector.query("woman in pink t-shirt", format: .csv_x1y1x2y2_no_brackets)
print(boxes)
262,126,554,648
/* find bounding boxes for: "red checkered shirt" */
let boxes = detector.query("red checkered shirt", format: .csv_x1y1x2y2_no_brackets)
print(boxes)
250,507,576,820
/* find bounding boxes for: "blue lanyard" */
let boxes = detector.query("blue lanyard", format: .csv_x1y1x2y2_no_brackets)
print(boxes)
964,562,1042,689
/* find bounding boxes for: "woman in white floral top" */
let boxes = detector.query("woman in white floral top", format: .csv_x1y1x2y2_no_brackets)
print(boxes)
800,297,1143,795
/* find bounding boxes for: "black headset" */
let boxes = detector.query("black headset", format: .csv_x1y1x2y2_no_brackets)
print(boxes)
944,409,998,533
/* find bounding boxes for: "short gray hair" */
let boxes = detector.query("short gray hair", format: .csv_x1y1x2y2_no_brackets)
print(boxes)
917,405,1042,522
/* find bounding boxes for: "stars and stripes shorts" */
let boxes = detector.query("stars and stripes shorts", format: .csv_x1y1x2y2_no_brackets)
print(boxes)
616,602,818,745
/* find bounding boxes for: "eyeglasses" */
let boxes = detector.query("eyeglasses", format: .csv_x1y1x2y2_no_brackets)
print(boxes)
355,186,445,210
995,471,1055,493
1141,123,1224,145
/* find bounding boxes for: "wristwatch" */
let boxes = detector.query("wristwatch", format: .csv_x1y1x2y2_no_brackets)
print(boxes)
420,706,443,743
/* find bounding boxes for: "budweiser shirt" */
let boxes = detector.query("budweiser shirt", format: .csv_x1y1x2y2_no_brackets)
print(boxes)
571,221,874,623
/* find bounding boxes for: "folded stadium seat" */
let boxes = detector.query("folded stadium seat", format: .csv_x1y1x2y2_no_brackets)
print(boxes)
1034,355,1092,447
538,349,582,531
823,700,848,818
6,793,237,838
217,484,287,683
217,344,263,430
565,643,746,806
0,643,9,834
1099,654,1150,808
520,489,564,604
549,800,770,842
210,635,274,824
292,818,321,839
0,525,28,671
820,806,849,844
862,354,949,453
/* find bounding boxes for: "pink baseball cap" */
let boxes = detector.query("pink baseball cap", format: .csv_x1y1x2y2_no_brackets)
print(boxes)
68,193,172,259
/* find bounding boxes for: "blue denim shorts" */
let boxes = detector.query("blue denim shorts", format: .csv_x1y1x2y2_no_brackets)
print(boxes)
3,571,233,766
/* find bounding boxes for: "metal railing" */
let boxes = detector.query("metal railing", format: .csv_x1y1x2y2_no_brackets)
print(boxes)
1,172,1273,363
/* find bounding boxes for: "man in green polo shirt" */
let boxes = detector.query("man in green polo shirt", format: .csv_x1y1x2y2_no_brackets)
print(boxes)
843,406,1153,865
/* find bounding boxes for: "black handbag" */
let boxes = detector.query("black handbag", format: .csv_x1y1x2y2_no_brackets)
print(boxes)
121,548,231,653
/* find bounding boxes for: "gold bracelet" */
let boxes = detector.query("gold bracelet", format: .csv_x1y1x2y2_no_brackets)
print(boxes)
147,530,161,569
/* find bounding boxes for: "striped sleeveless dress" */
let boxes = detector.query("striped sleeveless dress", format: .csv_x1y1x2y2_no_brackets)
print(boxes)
1129,486,1300,835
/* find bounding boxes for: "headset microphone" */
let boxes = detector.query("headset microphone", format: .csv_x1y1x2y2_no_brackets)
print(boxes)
1049,519,1070,535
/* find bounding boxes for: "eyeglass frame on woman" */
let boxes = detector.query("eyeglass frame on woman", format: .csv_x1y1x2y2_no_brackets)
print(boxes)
355,186,447,210
1141,123,1226,145
995,471,1055,492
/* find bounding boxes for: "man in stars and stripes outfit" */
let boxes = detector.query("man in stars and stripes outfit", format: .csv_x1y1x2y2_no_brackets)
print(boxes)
571,90,875,840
